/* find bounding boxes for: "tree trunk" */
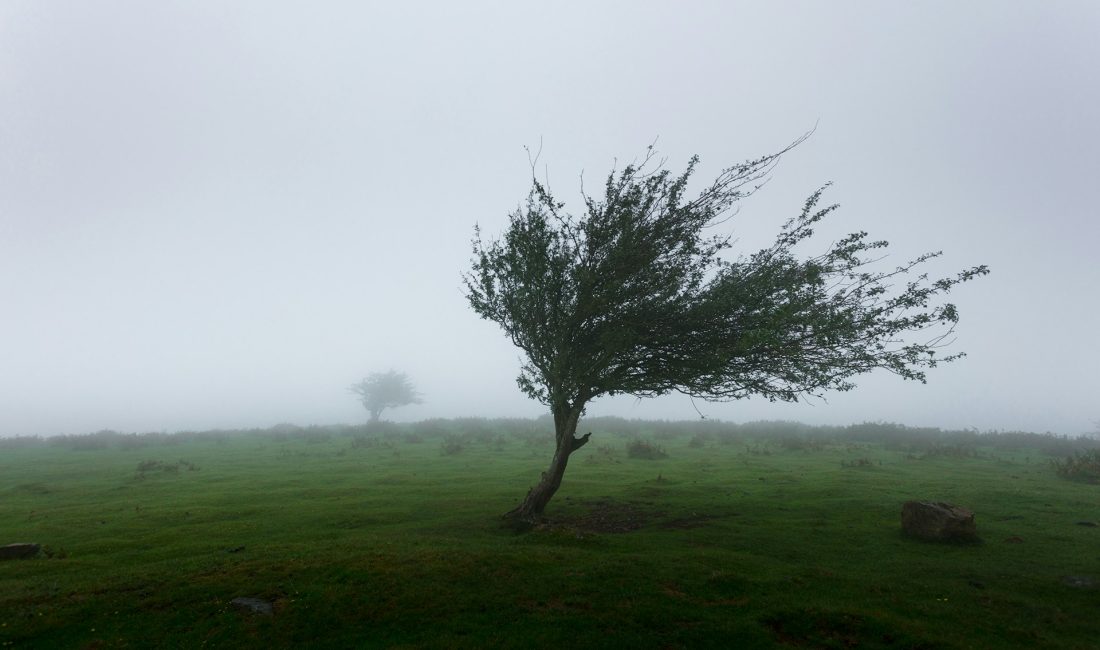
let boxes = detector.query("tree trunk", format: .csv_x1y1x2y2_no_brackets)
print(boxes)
503,402,591,527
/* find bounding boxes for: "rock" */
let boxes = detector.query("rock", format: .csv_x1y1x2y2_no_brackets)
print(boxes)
1061,575,1095,589
901,501,977,542
0,543,40,560
231,597,274,616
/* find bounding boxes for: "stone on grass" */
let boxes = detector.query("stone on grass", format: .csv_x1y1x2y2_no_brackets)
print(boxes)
1061,575,1095,589
0,543,40,560
231,597,274,616
901,501,977,542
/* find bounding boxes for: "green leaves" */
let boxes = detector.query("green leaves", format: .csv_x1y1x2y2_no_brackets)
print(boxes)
464,141,988,411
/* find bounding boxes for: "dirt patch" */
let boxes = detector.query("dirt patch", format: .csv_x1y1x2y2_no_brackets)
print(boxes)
551,498,660,533
543,499,719,534
763,608,938,648
659,514,716,530
519,597,593,613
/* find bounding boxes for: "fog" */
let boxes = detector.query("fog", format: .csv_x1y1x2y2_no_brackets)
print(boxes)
1,1,1097,437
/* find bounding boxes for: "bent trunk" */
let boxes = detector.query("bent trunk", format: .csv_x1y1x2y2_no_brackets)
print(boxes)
503,403,590,526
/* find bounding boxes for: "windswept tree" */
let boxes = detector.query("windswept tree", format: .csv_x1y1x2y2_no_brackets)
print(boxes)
464,139,988,525
349,370,422,423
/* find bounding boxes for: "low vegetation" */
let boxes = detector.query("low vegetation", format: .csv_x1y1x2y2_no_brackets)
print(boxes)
1,418,1098,647
134,459,198,478
1051,449,1100,484
626,439,669,460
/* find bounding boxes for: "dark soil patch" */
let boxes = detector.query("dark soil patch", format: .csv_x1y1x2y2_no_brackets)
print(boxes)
659,513,716,530
763,608,940,649
551,498,661,533
519,597,593,613
547,499,717,534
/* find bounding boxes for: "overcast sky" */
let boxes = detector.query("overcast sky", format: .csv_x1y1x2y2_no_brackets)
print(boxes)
1,1,1098,437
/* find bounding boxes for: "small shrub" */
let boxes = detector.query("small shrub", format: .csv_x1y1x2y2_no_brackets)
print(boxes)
1051,450,1100,484
40,545,68,559
135,460,196,477
137,460,175,474
627,439,668,460
744,443,773,456
441,436,465,456
688,433,711,448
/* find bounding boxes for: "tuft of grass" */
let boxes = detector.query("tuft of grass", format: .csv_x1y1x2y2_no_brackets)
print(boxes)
135,459,197,477
841,457,874,468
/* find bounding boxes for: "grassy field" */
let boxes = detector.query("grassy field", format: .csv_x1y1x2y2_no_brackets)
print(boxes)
1,420,1098,649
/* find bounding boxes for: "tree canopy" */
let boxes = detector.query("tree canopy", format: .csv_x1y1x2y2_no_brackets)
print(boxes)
349,370,422,423
464,140,988,523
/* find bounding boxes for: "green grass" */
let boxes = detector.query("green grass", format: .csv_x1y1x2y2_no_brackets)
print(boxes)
1,426,1098,648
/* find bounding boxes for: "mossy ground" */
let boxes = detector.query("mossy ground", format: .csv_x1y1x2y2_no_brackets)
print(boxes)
1,424,1097,648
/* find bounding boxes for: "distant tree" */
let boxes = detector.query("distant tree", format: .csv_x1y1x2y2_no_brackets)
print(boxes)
349,371,422,423
464,138,988,525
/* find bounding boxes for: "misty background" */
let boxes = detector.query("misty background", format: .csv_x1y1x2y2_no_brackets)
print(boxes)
1,1,1097,437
